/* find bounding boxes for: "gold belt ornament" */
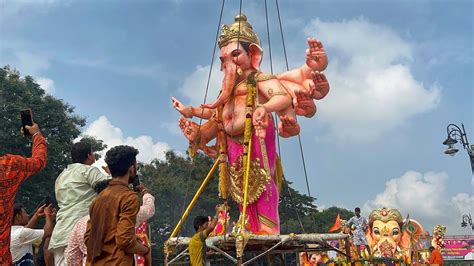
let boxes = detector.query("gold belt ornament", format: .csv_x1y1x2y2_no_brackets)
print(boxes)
229,155,270,205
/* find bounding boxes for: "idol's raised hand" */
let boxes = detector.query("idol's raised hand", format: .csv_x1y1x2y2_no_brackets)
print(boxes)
305,38,328,72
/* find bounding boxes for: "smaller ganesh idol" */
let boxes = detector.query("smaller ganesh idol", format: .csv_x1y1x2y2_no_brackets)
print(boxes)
366,207,424,264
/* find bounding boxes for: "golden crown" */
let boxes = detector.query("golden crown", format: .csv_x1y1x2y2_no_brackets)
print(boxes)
218,14,260,48
369,207,403,224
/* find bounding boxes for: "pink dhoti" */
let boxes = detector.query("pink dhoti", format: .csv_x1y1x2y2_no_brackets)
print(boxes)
227,120,280,235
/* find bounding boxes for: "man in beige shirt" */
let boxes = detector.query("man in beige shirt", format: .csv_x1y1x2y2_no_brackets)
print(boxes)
49,141,110,265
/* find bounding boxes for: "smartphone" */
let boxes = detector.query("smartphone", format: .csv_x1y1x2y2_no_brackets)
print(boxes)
132,175,140,192
20,109,33,136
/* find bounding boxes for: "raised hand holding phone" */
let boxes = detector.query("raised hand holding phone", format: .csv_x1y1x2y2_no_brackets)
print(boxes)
132,175,141,192
20,109,33,136
19,109,41,137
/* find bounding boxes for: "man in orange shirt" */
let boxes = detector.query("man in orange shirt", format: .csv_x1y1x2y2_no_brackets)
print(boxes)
0,123,47,265
428,245,443,265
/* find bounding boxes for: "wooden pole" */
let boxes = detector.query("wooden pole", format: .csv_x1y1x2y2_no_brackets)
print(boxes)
240,135,253,229
167,160,219,239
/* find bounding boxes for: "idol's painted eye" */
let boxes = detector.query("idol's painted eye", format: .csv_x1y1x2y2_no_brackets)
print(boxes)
373,228,380,235
231,49,241,57
392,228,400,235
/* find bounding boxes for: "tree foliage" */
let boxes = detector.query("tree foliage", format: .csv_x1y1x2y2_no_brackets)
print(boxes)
0,65,86,212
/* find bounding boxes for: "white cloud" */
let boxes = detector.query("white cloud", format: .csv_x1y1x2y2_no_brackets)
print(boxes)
177,63,222,106
363,170,474,235
451,193,474,215
11,51,50,76
36,77,55,94
0,51,57,94
304,17,440,141
81,116,171,167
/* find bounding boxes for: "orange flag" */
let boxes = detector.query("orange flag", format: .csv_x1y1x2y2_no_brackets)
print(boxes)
328,213,341,232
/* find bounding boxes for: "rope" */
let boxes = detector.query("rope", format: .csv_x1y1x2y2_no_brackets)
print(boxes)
198,0,226,125
275,0,317,230
265,0,305,233
275,0,313,202
264,0,274,75
264,0,306,234
176,0,226,239
298,135,312,198
275,0,290,70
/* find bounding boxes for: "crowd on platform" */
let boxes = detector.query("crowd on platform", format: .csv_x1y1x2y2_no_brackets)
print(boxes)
0,122,156,266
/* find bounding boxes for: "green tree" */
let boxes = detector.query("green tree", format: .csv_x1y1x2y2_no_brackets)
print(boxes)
314,206,354,232
278,181,354,234
0,65,93,212
279,179,319,234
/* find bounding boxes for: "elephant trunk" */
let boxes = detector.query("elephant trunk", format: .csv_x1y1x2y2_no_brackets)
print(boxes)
201,61,240,109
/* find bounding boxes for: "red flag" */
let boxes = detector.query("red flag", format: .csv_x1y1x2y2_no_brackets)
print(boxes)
328,213,341,232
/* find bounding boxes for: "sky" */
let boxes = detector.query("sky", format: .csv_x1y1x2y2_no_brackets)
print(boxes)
1,0,473,235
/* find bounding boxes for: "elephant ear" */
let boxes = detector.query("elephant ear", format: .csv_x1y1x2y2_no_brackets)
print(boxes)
249,43,263,71
366,229,376,248
400,219,424,248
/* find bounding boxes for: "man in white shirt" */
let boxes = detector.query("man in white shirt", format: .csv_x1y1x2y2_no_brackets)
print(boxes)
347,207,371,257
48,141,110,266
10,203,54,266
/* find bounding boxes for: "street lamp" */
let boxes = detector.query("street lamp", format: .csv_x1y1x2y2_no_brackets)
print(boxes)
461,214,474,231
442,123,474,174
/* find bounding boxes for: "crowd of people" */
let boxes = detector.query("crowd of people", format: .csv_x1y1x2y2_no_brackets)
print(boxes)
0,122,157,266
1,121,448,266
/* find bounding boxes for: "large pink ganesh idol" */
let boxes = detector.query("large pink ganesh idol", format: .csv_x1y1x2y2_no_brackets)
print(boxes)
171,14,329,235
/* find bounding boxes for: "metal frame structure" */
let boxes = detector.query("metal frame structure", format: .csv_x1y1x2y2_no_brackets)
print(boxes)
165,233,350,265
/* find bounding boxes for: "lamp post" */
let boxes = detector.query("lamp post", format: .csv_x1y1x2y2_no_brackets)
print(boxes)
442,123,474,174
461,214,474,231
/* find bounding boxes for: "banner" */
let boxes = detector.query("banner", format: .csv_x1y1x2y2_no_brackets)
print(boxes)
442,235,474,260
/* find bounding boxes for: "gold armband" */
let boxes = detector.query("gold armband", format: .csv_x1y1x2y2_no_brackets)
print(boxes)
183,106,193,118
255,72,276,82
267,88,287,98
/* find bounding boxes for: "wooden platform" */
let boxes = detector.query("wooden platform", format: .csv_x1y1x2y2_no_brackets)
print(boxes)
165,233,350,265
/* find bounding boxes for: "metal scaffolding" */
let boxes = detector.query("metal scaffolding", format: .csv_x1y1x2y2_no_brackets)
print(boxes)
165,233,351,265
